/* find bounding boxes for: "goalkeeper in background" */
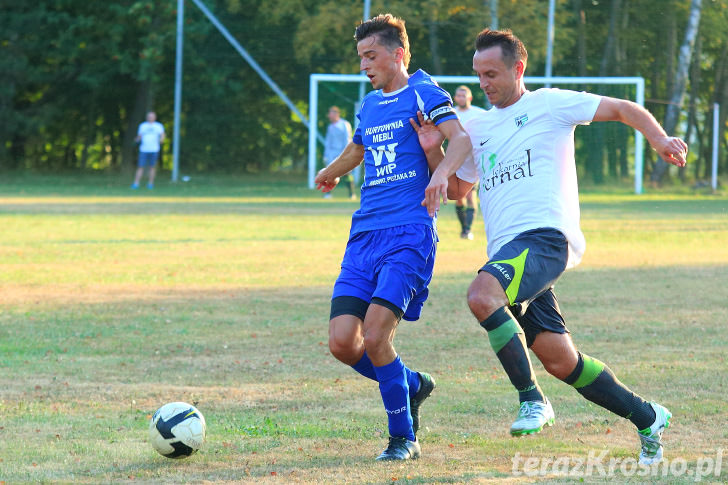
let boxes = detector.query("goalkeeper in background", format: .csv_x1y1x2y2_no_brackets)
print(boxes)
323,106,356,199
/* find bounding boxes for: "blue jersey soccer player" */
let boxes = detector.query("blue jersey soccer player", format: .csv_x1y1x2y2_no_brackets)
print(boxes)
415,28,687,466
314,14,471,461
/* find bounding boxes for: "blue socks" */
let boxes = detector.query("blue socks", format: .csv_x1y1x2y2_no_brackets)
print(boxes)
351,352,421,393
373,356,415,441
352,352,378,380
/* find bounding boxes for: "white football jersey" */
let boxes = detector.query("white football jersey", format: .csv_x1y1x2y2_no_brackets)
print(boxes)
456,88,602,268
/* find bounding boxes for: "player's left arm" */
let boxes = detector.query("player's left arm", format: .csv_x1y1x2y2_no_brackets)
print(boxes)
593,97,687,167
422,118,472,216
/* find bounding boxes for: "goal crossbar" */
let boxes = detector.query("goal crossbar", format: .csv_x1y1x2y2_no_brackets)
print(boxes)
308,74,646,194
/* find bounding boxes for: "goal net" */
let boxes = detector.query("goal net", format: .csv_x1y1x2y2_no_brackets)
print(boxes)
308,74,646,194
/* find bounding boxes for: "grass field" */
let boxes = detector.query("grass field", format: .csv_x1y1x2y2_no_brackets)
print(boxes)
1,174,727,484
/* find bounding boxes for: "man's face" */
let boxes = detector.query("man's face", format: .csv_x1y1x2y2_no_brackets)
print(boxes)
473,46,523,109
327,109,339,123
454,90,471,109
146,112,156,122
357,35,400,91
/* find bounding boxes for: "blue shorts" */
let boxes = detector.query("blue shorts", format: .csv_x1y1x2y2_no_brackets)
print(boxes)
332,224,437,321
480,228,570,345
138,151,159,167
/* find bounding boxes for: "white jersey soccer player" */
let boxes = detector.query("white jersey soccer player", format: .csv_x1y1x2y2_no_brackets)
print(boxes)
456,88,601,268
415,28,686,466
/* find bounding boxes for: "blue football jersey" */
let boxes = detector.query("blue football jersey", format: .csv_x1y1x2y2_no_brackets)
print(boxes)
350,70,456,235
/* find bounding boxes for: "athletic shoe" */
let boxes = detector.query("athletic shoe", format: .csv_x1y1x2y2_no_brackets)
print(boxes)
460,231,474,240
323,193,332,199
375,436,421,461
130,183,139,189
147,183,154,189
510,399,555,436
638,402,672,465
410,372,436,436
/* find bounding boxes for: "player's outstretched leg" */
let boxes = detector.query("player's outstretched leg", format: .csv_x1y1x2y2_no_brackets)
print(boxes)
560,352,671,464
480,308,552,436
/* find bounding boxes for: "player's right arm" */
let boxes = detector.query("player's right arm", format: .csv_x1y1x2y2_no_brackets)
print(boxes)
593,97,687,167
314,141,365,193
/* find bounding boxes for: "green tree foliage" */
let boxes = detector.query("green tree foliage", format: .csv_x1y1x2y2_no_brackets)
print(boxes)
0,0,726,183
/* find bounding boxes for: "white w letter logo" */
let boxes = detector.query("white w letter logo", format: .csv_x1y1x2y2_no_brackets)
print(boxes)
369,143,398,167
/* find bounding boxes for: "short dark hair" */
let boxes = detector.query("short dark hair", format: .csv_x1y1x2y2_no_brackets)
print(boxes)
354,13,410,69
475,28,528,68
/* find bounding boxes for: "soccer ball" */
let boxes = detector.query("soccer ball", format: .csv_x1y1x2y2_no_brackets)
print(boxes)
148,402,206,458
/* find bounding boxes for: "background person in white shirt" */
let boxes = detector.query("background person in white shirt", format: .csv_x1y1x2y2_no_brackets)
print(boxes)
132,111,165,190
452,86,487,239
415,28,687,466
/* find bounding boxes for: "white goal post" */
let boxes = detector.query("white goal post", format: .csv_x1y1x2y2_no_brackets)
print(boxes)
308,74,646,194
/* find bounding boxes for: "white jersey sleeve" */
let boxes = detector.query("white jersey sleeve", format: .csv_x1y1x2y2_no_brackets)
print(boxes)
455,116,483,184
544,88,601,127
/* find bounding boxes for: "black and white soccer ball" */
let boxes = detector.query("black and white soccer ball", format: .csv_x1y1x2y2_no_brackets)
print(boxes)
149,402,206,459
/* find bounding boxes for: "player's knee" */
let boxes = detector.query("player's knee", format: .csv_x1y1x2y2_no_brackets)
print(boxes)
467,286,502,321
542,359,573,380
362,329,389,353
328,336,360,365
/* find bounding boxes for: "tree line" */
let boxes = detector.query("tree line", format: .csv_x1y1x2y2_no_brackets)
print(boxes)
1,0,726,185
